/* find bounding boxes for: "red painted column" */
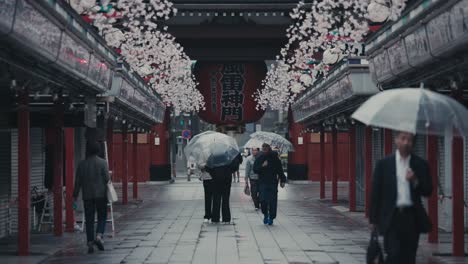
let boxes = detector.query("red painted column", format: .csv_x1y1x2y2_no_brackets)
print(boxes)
150,109,171,181
452,133,464,256
427,135,438,243
349,126,356,212
287,110,307,180
64,128,75,233
320,127,325,199
331,127,338,203
17,91,30,256
53,104,64,236
107,119,114,180
384,129,393,156
122,126,128,205
364,127,373,218
133,131,138,199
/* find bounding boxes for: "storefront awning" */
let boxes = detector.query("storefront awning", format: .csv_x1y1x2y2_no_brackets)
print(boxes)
292,58,378,123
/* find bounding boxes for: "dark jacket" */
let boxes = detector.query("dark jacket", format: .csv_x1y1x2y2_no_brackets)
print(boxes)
205,154,242,181
73,155,110,200
369,153,432,234
253,151,286,185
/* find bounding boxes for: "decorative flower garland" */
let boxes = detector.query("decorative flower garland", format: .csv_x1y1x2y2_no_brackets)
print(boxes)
255,0,408,110
69,0,205,114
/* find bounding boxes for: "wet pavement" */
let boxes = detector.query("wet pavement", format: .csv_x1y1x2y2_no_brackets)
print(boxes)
3,178,468,264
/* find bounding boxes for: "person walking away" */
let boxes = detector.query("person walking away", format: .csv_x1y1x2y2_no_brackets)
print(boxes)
73,141,110,254
245,148,260,210
253,143,286,225
199,163,213,223
232,169,240,182
206,154,242,224
369,131,432,264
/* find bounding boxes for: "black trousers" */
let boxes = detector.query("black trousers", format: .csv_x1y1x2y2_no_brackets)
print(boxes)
249,179,260,209
203,179,213,219
84,197,108,243
384,207,420,264
259,183,278,219
212,173,231,222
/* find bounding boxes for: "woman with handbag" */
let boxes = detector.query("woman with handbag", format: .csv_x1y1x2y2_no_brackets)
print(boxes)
73,141,110,254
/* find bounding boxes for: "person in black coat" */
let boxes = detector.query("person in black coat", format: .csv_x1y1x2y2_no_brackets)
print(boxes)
369,131,432,264
253,143,286,225
206,154,242,223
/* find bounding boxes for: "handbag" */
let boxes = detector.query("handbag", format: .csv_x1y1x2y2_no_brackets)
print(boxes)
244,184,251,196
107,181,118,203
416,203,432,233
366,230,384,264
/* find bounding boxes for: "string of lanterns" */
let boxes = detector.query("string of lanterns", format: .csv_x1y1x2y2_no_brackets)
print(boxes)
255,0,408,111
69,0,205,115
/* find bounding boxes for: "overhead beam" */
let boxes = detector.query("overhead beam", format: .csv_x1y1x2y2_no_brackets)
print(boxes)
168,25,288,39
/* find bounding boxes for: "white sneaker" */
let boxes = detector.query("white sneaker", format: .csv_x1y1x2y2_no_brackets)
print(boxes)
203,219,210,223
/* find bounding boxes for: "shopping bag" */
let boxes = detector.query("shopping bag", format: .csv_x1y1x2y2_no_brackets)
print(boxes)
107,181,118,203
244,184,251,196
366,230,384,264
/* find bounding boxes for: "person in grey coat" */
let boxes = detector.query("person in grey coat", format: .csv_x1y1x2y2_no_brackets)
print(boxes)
73,141,110,254
245,148,260,210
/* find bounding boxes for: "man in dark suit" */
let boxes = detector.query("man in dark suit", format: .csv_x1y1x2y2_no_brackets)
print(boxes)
369,131,432,264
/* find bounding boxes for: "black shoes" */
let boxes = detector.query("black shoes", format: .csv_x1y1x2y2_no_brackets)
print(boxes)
87,242,95,254
95,239,105,251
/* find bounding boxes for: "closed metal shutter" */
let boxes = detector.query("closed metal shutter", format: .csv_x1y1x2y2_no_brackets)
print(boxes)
0,130,11,238
355,124,366,211
372,129,384,170
10,128,47,233
414,135,427,159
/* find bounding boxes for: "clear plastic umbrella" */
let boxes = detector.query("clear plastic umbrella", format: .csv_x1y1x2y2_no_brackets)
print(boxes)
184,131,240,168
247,131,294,153
352,88,468,136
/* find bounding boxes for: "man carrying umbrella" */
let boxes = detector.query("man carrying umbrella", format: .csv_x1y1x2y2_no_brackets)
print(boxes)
245,147,260,210
369,131,432,264
253,143,286,225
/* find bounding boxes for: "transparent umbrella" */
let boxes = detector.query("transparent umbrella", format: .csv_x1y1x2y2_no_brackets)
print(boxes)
184,131,240,168
352,88,468,136
247,131,294,153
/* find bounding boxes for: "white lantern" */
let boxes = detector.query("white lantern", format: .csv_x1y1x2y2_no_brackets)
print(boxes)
299,73,313,86
367,0,391,23
322,48,342,65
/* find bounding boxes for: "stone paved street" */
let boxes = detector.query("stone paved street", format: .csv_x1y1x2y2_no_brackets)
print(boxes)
12,180,468,264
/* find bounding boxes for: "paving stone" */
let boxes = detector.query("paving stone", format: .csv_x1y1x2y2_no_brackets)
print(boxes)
28,180,466,264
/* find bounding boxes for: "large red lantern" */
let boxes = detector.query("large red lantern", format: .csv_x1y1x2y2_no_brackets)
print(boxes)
194,62,266,125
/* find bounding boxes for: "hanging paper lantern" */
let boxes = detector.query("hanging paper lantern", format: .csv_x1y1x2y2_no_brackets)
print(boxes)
299,73,313,87
322,48,343,65
194,62,266,125
368,0,391,23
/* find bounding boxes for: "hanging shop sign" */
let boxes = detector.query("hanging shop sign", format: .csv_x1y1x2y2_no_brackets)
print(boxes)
194,62,266,125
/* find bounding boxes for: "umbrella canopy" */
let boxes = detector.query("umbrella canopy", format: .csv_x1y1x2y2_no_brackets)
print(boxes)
247,131,294,153
352,88,468,136
184,131,240,168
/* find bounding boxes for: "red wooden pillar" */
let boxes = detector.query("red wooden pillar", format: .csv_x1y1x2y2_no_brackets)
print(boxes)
107,119,114,179
452,133,464,256
122,126,128,204
53,104,64,236
64,128,75,233
364,127,372,218
287,110,308,180
133,131,138,199
427,135,438,243
17,91,30,256
349,126,356,212
384,129,393,156
150,109,171,181
320,127,325,199
331,127,338,203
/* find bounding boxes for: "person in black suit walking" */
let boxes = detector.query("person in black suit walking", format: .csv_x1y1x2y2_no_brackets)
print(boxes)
369,131,432,264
